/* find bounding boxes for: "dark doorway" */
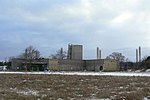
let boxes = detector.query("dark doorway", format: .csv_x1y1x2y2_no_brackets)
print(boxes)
100,66,103,71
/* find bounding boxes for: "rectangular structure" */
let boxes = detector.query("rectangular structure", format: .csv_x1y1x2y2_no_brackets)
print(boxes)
67,44,83,60
103,59,118,71
48,60,59,71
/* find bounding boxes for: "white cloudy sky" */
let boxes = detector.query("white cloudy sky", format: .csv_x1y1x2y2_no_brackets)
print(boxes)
0,0,150,61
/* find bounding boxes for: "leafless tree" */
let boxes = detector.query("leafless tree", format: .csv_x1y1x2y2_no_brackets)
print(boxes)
106,52,125,62
18,46,40,60
17,46,41,70
50,48,67,60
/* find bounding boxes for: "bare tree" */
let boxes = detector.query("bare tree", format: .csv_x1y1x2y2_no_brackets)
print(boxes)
17,46,41,70
142,56,148,62
18,46,40,60
50,48,67,60
141,56,150,69
106,52,125,62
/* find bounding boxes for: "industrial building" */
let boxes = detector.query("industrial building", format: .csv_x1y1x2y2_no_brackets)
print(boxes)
11,59,48,71
48,59,118,72
11,44,119,72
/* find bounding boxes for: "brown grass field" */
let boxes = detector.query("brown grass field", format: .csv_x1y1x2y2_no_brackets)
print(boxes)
0,74,150,100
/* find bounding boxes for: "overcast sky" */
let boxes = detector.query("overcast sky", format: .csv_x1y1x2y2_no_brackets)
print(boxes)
0,0,150,61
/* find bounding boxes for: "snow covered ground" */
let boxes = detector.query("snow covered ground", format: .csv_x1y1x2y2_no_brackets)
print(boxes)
0,71,150,100
0,71,150,77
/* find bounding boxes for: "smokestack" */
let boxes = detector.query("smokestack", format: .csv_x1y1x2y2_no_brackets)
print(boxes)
60,48,63,59
139,46,141,62
136,49,138,62
97,47,99,59
99,49,101,59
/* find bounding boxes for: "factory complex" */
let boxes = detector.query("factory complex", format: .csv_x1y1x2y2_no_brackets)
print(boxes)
11,44,119,72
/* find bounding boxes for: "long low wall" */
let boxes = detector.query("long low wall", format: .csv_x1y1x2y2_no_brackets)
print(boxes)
48,59,118,72
48,59,85,71
59,60,85,71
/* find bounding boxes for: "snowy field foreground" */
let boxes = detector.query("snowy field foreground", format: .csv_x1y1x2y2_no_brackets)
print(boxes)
0,71,150,77
0,72,150,99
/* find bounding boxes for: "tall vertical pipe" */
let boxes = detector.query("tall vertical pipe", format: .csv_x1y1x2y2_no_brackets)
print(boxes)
97,47,99,59
60,48,63,59
99,49,101,59
136,49,138,62
139,46,141,62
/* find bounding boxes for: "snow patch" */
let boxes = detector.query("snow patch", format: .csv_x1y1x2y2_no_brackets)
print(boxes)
17,89,39,96
146,69,150,72
0,71,150,77
135,70,142,73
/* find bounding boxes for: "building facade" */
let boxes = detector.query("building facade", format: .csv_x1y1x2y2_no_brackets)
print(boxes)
11,58,48,71
48,59,118,72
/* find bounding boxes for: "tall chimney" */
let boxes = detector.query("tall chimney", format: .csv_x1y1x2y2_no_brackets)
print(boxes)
99,49,101,59
60,48,63,59
136,49,138,62
97,47,99,59
139,46,141,62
